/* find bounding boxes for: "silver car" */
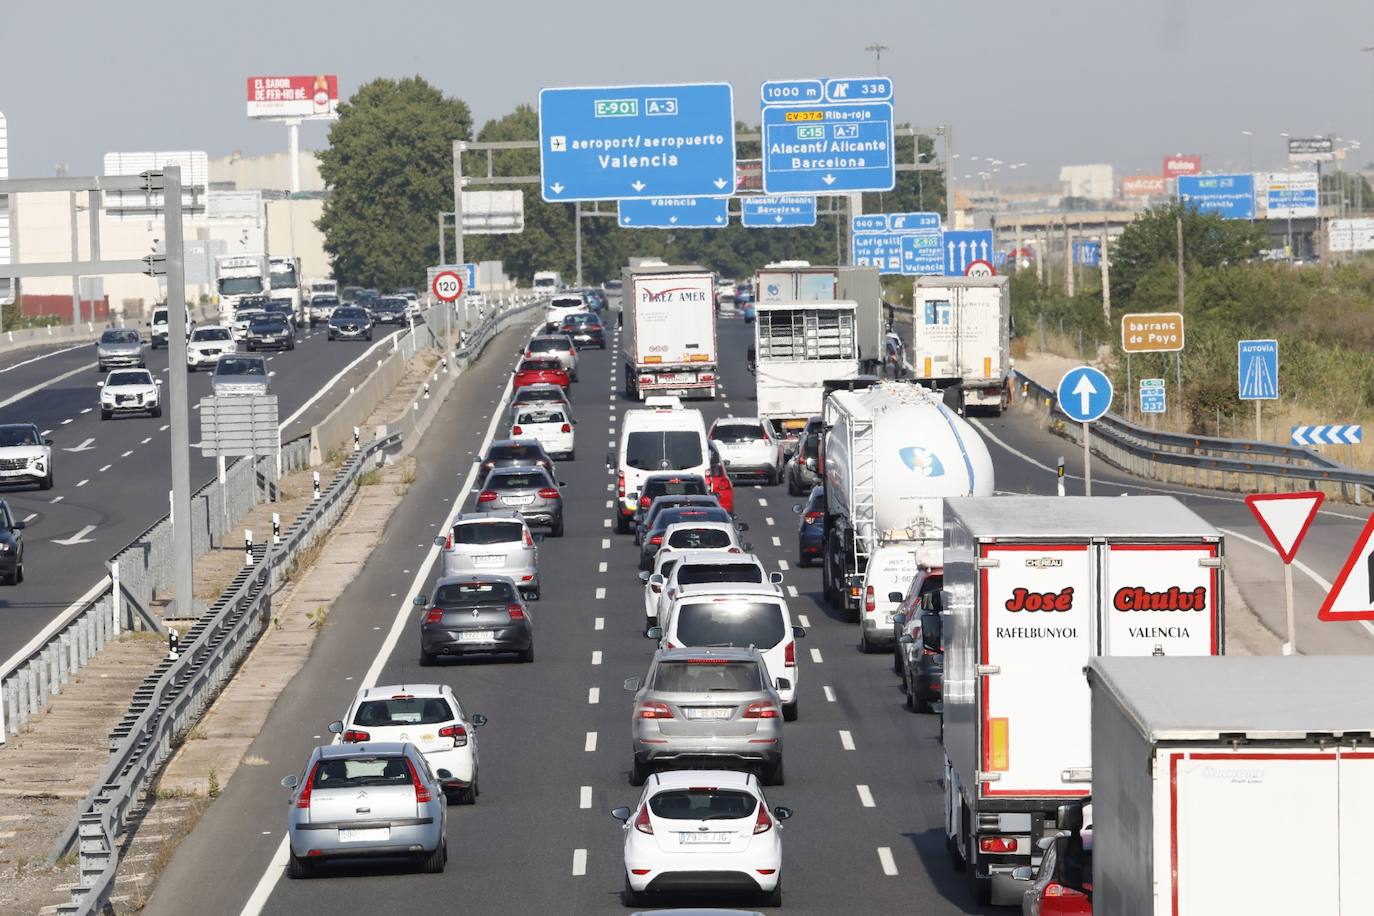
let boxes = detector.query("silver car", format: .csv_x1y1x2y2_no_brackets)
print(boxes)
524,335,578,381
624,646,785,786
709,417,784,486
211,354,270,396
508,384,572,424
280,741,447,878
475,466,564,537
434,511,540,599
95,328,145,372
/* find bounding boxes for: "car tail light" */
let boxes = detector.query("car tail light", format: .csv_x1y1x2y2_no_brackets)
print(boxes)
478,491,498,503
438,723,469,747
865,586,876,614
728,547,741,553
743,701,780,719
523,528,534,547
481,461,494,471
406,757,433,804
664,641,676,650
923,645,940,657
425,607,443,624
342,728,370,743
617,471,626,498
1044,883,1068,897
513,425,523,436
295,762,320,808
637,701,673,719
785,641,796,667
640,495,651,508
804,511,823,524
537,487,561,499
650,583,661,594
701,373,714,382
560,423,571,433
649,535,663,546
634,805,654,835
524,350,532,358
443,533,453,550
979,836,1018,853
753,803,773,834
507,604,526,620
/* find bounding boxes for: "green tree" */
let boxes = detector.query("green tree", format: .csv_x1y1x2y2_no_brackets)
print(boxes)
317,77,472,290
1109,202,1267,305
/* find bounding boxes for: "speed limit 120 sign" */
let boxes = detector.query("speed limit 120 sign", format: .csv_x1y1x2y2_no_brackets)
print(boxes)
432,270,465,302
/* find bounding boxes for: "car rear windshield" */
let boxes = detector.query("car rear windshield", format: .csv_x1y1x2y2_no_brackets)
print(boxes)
800,434,820,459
354,696,454,727
648,789,757,821
652,660,764,693
452,521,525,546
713,423,764,443
216,357,265,376
311,756,412,790
675,601,785,650
678,564,763,586
434,580,517,604
516,409,565,425
645,477,707,498
528,338,570,352
626,430,703,471
488,472,548,491
489,444,546,462
656,508,730,531
520,359,561,372
250,320,288,332
668,528,732,550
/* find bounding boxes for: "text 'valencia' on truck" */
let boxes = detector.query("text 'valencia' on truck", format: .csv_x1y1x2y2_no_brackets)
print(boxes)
622,264,718,402
912,275,1011,414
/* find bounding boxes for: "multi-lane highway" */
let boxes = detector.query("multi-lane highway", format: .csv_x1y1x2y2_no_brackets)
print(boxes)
140,308,1374,916
0,321,413,662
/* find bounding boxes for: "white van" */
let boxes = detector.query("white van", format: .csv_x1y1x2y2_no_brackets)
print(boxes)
857,541,923,654
511,405,575,461
654,583,806,721
533,271,562,294
149,305,194,349
612,404,709,534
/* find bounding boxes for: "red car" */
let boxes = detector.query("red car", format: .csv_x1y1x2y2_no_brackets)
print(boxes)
705,445,735,514
513,357,570,392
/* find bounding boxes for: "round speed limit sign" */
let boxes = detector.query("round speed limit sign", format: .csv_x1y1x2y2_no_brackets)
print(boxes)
432,270,465,302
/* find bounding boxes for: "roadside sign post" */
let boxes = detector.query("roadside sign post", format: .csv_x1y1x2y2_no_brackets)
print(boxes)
1246,491,1324,654
1139,378,1166,419
1238,339,1279,439
431,269,465,350
1056,366,1114,495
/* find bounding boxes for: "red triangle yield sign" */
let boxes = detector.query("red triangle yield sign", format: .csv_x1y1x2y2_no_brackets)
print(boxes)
1318,512,1374,622
1244,491,1324,564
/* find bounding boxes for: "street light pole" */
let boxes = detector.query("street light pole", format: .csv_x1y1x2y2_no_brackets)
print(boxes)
865,43,889,76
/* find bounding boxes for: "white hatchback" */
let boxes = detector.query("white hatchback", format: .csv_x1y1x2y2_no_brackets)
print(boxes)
330,684,487,805
646,551,781,631
511,406,575,461
612,769,791,908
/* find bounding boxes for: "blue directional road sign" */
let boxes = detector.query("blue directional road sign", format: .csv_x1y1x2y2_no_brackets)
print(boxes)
900,233,945,275
1291,425,1363,447
1074,240,1101,267
1139,378,1166,414
741,195,817,228
538,83,736,202
1238,339,1278,401
887,212,942,233
851,214,889,233
1178,174,1256,220
943,230,995,276
1057,366,1114,423
852,233,903,273
618,197,729,229
760,77,895,195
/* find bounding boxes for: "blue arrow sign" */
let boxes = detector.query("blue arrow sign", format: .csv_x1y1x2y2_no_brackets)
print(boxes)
617,197,729,229
1073,240,1101,267
760,77,895,195
538,83,736,202
741,195,817,228
1238,339,1278,401
900,232,945,275
852,233,903,273
1139,378,1166,414
1290,425,1362,446
943,230,995,276
1056,366,1114,423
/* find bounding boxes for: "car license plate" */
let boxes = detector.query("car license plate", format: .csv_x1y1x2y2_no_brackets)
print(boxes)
679,832,730,845
684,707,732,719
339,827,389,842
504,495,534,506
458,630,495,643
473,555,505,567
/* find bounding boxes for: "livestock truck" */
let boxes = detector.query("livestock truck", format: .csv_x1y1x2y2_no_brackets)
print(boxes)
755,263,886,373
621,264,718,401
940,496,1225,906
750,300,861,450
820,381,994,617
1088,654,1374,916
912,276,1011,413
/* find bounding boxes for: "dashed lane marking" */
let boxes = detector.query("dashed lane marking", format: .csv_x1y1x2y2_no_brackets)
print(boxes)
798,615,810,628
765,517,776,527
878,847,898,875
595,617,604,630
584,731,598,752
588,687,600,704
777,560,788,570
76,479,88,488
591,651,603,665
824,686,836,702
787,585,799,598
601,538,611,549
60,418,72,425
598,561,607,573
839,730,855,751
857,785,876,808
572,849,587,877
603,519,612,528
810,647,823,664
121,450,133,457
758,497,768,507
771,536,781,546
596,587,606,600
580,787,593,809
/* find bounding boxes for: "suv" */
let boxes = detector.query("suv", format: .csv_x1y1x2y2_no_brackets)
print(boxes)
644,551,780,631
435,511,540,599
95,328,145,371
0,423,53,490
709,418,784,486
211,354,270,397
148,305,193,349
0,499,26,585
623,646,784,785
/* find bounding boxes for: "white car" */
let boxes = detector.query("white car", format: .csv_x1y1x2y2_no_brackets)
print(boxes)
0,423,53,490
510,405,575,461
99,368,162,420
643,550,779,630
654,583,804,720
186,325,237,371
709,417,785,486
329,683,487,804
612,769,791,908
524,335,579,380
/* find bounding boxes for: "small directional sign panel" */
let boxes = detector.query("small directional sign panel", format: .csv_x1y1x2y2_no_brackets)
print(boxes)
741,195,817,228
943,230,995,277
760,77,895,195
539,83,736,202
617,197,729,229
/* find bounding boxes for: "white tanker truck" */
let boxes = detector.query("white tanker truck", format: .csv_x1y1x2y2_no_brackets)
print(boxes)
820,381,995,617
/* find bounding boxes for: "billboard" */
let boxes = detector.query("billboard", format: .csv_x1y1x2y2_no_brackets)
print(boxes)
1178,174,1255,220
1121,175,1166,196
1330,219,1374,253
246,76,339,120
1262,172,1319,219
1162,155,1202,178
1288,137,1334,163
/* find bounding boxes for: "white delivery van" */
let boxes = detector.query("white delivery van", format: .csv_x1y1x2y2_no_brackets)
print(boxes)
611,404,709,534
533,271,562,294
857,541,924,654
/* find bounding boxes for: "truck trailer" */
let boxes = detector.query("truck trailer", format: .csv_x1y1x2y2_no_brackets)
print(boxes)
940,496,1225,905
751,300,860,448
755,263,885,373
621,264,718,401
912,276,1010,413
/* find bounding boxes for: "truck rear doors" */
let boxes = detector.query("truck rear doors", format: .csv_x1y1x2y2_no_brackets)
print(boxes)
914,282,1005,384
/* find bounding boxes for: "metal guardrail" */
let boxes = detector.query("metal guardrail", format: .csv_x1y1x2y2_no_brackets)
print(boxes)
1013,369,1374,498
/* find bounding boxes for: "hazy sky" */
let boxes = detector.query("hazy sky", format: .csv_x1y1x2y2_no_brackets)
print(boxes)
3,0,1372,183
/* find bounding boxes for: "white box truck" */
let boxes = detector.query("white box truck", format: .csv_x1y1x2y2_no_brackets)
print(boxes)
821,382,995,619
750,301,860,447
912,276,1010,413
621,264,718,401
941,496,1225,905
268,255,303,322
215,254,269,315
1088,655,1374,916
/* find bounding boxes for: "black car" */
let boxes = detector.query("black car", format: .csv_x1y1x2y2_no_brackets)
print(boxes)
0,498,25,586
558,312,606,350
895,573,944,713
638,504,739,571
263,300,298,330
327,306,374,341
480,439,556,476
416,576,534,665
635,493,721,547
373,297,408,325
245,317,295,351
632,473,712,534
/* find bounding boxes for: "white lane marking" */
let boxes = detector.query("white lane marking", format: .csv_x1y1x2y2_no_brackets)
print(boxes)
607,439,615,447
98,464,111,472
603,519,612,528
591,650,603,665
22,513,37,523
839,730,855,750
0,359,96,411
723,401,731,408
857,785,876,808
601,538,610,549
877,846,898,876
141,436,152,444
121,450,133,457
765,517,775,527
584,731,598,752
595,617,604,631
810,647,823,664
758,496,768,507
598,561,607,573
596,587,606,600
572,848,587,877
41,430,51,436
79,408,91,415
75,479,88,488
606,483,613,492
824,686,836,702
771,536,781,546
0,343,86,375
278,328,405,431
605,500,613,509
60,418,72,425
159,424,169,432
588,687,600,704
580,786,593,809
798,614,810,628
787,585,799,598
777,560,788,570
50,496,63,504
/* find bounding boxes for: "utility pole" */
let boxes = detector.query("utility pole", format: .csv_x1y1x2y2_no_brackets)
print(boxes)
1064,218,1075,297
1176,210,1186,310
865,43,889,75
1100,222,1111,325
451,141,465,336
163,166,195,620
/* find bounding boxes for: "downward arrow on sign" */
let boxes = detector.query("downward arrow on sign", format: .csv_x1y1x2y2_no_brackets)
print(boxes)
52,524,97,546
631,181,646,192
713,178,728,189
550,182,565,194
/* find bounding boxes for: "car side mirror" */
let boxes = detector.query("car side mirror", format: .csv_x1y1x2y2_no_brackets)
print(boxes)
412,594,428,606
769,572,784,585
559,481,567,488
793,626,807,639
281,774,299,789
773,806,793,821
610,806,632,822
44,439,53,447
434,536,447,547
12,521,25,530
155,379,163,386
737,522,749,532
646,626,663,640
792,505,802,514
97,381,105,388
649,574,665,587
623,676,641,692
436,768,453,780
328,720,343,734
637,571,650,583
471,714,488,727
741,542,753,552
888,591,904,603
893,613,907,628
1011,866,1035,882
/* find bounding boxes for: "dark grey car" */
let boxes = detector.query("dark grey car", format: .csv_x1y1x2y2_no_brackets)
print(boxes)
475,466,565,537
479,439,555,477
638,505,740,572
245,317,295,352
95,328,145,371
635,492,720,546
374,297,408,325
416,576,533,664
784,427,823,496
328,306,374,341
